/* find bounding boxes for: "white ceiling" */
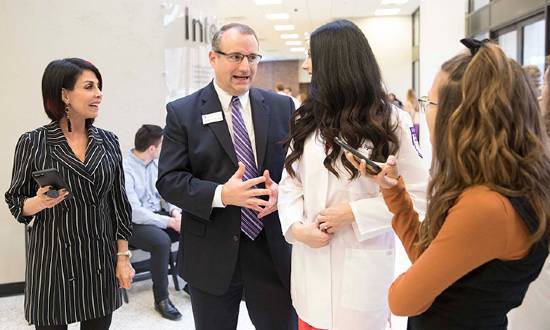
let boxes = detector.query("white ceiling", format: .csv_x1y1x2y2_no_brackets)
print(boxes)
215,0,419,61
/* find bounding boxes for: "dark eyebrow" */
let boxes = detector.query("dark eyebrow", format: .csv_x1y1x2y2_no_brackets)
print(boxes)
229,52,260,56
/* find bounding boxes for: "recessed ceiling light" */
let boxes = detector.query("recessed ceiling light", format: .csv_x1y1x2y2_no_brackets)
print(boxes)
265,13,290,20
374,8,401,16
254,0,282,5
285,40,302,46
274,25,295,31
281,33,299,39
290,47,305,52
381,0,408,4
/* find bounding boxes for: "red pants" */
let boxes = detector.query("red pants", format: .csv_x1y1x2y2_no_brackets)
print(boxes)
298,318,325,330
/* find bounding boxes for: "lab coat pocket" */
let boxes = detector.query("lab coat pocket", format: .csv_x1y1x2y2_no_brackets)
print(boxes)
341,248,394,312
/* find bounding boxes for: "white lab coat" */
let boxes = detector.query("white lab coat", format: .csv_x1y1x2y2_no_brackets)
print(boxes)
278,110,429,330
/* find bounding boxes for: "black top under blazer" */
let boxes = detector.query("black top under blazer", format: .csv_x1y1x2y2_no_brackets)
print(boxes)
407,197,549,330
157,82,294,295
5,121,132,326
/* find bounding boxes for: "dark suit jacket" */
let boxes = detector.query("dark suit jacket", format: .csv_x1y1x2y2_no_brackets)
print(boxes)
157,82,294,295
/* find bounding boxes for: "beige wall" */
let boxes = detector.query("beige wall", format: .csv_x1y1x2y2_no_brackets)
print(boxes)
419,0,466,96
353,16,414,103
0,0,216,284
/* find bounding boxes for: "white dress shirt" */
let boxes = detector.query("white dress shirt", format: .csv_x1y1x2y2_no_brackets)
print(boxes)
211,80,258,208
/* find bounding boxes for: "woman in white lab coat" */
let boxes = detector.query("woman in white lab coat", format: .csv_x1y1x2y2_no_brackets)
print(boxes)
277,19,429,330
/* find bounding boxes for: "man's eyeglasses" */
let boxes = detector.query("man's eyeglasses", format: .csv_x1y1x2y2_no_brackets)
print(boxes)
418,96,438,113
214,50,262,64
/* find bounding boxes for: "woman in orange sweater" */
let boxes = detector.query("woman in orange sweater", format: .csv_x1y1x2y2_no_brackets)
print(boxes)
347,40,550,329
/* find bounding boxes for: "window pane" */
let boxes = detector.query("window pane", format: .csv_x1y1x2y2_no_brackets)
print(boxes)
523,19,545,95
473,32,489,39
498,30,517,61
472,0,490,11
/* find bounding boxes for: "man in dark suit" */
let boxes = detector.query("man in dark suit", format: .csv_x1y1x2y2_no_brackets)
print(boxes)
156,23,296,330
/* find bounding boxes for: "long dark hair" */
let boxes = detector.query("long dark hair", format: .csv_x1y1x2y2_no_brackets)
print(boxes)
284,19,398,179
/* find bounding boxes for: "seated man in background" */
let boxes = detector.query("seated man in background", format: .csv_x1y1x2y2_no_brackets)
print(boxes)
123,124,183,321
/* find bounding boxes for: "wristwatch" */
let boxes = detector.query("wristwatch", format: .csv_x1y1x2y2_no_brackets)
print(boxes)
116,250,132,258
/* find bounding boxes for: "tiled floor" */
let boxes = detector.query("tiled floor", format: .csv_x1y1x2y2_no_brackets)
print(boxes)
0,243,415,330
0,280,255,330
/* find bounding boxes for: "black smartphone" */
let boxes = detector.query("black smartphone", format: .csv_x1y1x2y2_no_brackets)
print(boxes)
31,168,71,198
333,137,382,175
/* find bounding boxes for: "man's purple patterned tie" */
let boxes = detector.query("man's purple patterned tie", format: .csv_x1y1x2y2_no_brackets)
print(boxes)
231,96,263,240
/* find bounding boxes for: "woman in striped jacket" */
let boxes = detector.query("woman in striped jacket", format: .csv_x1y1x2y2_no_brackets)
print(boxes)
5,58,134,329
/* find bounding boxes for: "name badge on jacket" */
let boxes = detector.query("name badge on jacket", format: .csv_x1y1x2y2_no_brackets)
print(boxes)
202,112,224,125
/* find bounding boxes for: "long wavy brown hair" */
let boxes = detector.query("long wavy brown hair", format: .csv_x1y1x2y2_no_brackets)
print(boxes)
418,43,550,253
543,63,550,136
284,20,399,179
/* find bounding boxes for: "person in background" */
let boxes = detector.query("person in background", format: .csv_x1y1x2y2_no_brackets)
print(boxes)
277,19,428,330
349,39,550,330
156,23,297,330
123,124,182,321
387,92,403,108
284,86,301,109
283,86,292,96
276,83,300,108
523,64,542,98
5,58,134,329
275,83,286,95
296,92,307,106
404,89,421,142
507,61,550,330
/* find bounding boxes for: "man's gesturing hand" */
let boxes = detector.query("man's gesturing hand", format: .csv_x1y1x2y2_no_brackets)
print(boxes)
221,162,270,212
257,169,278,219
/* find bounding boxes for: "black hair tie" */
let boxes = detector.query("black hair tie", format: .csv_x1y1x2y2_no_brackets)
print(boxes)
460,38,490,56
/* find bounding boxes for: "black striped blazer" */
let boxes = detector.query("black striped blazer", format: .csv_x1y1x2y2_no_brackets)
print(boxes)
5,121,132,326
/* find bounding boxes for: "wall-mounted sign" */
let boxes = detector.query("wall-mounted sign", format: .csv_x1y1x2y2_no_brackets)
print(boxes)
162,2,219,102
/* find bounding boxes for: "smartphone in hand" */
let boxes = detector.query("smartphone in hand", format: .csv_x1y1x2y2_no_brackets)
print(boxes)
31,168,72,199
333,137,382,175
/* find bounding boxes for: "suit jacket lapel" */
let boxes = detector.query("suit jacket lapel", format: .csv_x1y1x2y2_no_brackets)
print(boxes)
250,88,269,171
45,122,94,184
201,83,238,166
84,126,105,175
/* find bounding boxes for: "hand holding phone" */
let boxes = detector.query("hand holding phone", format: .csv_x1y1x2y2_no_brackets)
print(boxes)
333,137,382,175
32,169,72,199
345,153,400,189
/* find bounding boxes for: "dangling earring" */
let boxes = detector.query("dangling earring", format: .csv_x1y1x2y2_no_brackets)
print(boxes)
65,103,72,132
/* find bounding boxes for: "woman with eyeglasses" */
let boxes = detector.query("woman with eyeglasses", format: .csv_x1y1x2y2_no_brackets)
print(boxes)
277,19,429,330
348,40,550,329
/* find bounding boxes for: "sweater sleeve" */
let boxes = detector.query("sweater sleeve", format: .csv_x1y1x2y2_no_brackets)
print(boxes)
381,177,422,261
383,185,531,316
